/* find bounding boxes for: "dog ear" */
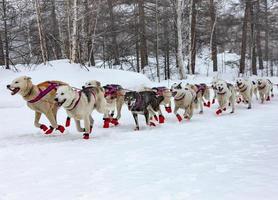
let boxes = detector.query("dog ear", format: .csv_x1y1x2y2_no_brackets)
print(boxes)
96,81,101,87
24,76,32,81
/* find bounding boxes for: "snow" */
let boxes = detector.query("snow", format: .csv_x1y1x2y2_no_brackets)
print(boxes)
1,59,278,200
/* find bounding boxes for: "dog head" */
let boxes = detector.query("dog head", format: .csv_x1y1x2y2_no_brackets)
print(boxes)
235,78,246,87
215,80,228,93
82,80,101,89
257,78,267,87
7,76,32,96
124,91,137,110
55,85,76,107
170,83,183,96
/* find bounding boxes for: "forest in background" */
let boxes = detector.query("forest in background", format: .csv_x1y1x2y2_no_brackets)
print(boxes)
0,0,277,79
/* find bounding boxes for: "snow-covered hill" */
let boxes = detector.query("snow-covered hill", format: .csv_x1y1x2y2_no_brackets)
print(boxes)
0,60,278,200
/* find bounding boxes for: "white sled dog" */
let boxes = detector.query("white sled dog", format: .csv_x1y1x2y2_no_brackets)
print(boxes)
171,83,196,122
235,78,254,109
55,85,107,139
7,76,67,134
257,78,274,103
83,80,125,128
215,80,236,115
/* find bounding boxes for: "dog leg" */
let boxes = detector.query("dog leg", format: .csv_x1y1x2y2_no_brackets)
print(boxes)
199,98,204,114
75,119,84,132
174,106,182,122
34,112,48,131
44,111,59,134
133,113,139,131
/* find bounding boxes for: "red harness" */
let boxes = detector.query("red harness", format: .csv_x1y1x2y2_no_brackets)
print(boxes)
28,82,60,103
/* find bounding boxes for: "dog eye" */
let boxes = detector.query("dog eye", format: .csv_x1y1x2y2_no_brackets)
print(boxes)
61,93,64,95
88,83,91,85
15,81,18,84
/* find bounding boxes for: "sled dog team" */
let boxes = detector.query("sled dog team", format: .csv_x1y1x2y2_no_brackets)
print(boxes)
6,76,274,139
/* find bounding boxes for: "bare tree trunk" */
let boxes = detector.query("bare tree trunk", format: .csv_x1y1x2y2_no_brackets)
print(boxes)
250,2,257,75
2,0,10,69
71,0,78,63
189,0,197,75
209,0,218,72
239,0,250,75
0,32,5,65
263,0,269,76
107,0,120,65
163,6,170,80
50,0,62,59
255,0,263,71
155,0,160,82
138,0,148,70
34,0,48,65
65,0,71,59
176,0,186,79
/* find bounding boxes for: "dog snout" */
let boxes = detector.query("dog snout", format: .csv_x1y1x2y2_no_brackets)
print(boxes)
54,98,59,102
6,84,10,89
82,86,85,89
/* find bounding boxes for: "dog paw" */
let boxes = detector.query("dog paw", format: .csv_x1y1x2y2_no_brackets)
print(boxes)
40,124,48,132
212,99,215,104
65,117,71,127
223,107,227,111
159,115,165,124
266,96,270,101
134,127,139,131
149,122,156,127
154,115,158,121
45,126,54,134
103,118,110,128
216,109,222,115
111,118,119,126
83,133,90,140
56,125,65,133
199,110,203,114
176,114,183,122
271,94,274,97
165,107,172,113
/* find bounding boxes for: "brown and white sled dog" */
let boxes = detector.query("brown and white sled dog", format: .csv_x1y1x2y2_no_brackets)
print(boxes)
83,80,125,128
256,78,274,103
187,83,210,114
55,85,108,139
171,83,196,122
215,80,236,115
142,86,172,123
7,76,67,134
235,78,254,109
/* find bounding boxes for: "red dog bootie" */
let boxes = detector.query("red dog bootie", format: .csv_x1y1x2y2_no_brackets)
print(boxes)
204,102,211,108
83,133,90,140
45,126,54,134
207,101,211,108
149,122,156,127
65,117,71,127
56,125,65,133
266,96,270,101
159,115,165,124
216,109,222,115
40,124,48,132
103,118,110,128
165,106,172,113
223,107,227,111
176,114,183,122
111,118,119,126
212,99,215,104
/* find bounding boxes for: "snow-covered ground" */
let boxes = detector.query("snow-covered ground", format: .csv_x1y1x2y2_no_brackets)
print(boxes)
1,60,278,200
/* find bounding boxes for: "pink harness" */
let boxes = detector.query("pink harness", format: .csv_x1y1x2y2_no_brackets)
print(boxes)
28,82,60,103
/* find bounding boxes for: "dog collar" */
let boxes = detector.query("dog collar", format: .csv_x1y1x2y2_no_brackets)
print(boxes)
258,84,266,90
217,92,226,95
67,91,82,111
239,85,248,93
174,94,185,101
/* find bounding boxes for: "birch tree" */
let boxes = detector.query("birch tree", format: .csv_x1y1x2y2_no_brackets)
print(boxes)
176,0,186,79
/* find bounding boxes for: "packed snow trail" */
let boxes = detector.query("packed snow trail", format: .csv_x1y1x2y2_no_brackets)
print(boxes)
0,60,278,200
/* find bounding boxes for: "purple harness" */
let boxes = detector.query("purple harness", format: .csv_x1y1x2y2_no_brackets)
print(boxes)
68,91,82,111
104,84,121,97
195,84,206,95
28,82,59,103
